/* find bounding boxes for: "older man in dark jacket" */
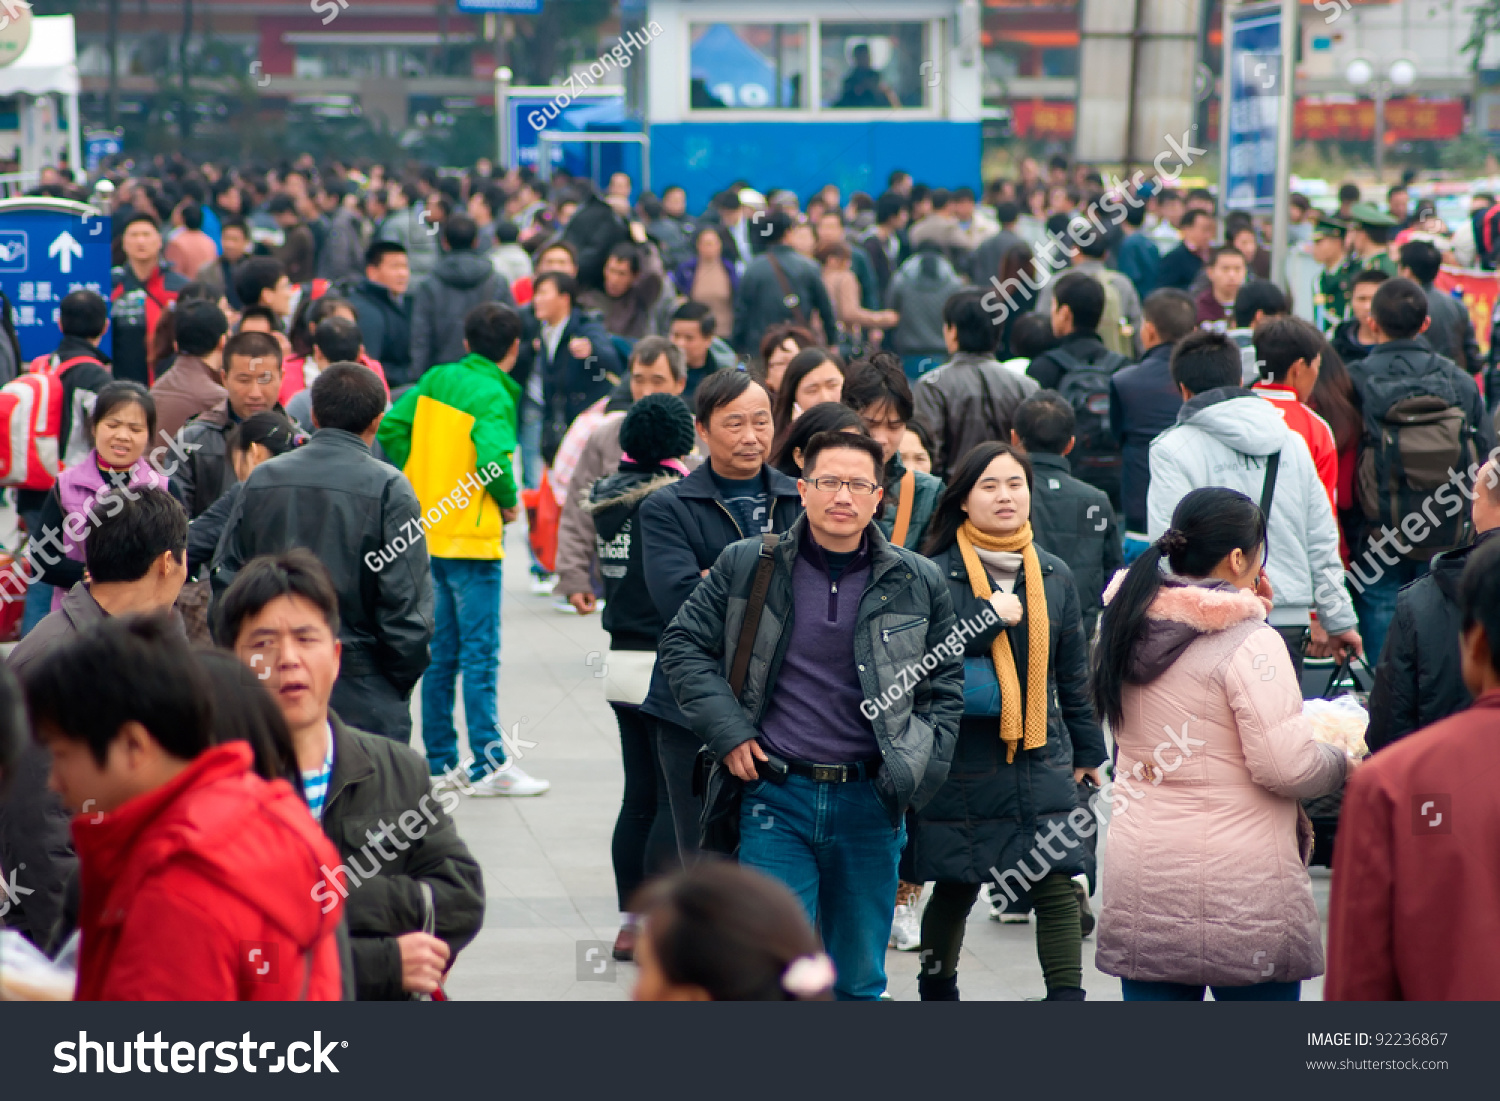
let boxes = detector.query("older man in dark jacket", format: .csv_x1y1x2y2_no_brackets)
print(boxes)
730,211,838,356
658,432,964,1001
638,370,801,863
213,364,433,743
409,213,515,379
1366,463,1500,752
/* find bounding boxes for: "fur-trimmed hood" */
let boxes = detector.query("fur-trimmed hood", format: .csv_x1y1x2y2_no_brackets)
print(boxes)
1102,570,1271,685
584,468,684,543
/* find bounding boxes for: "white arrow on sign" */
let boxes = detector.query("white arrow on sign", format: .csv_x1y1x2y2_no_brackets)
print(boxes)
48,230,83,274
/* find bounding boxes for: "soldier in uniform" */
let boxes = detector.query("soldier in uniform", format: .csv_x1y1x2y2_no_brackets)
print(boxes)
1313,214,1355,332
1346,202,1400,278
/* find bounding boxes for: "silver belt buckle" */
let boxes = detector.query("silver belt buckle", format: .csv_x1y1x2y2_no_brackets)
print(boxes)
812,764,845,783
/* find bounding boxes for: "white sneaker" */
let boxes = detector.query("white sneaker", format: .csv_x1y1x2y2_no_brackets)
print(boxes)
888,903,922,951
529,573,557,596
467,764,551,797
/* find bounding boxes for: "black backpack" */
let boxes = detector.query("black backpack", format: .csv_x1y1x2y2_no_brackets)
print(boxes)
1356,352,1479,560
1047,345,1130,486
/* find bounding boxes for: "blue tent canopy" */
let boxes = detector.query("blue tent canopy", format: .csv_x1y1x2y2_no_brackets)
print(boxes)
690,23,796,108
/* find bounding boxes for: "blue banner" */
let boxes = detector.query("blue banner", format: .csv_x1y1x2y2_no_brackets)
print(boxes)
456,0,540,12
0,205,113,361
1224,5,1283,213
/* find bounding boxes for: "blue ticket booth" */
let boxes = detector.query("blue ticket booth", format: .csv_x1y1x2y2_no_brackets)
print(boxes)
645,0,984,208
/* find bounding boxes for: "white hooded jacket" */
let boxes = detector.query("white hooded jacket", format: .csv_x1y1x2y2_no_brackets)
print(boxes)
1146,387,1357,634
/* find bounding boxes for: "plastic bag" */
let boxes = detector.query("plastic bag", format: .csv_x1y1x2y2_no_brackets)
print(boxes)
1303,695,1370,758
0,928,76,1000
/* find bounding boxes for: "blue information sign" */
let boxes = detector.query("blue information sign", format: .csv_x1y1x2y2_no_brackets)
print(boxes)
1224,4,1283,213
0,202,113,362
456,0,540,13
508,92,625,171
84,129,124,174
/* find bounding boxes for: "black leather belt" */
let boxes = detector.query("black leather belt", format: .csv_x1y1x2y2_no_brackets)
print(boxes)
784,757,883,783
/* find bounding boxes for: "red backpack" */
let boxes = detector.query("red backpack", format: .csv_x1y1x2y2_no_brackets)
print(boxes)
0,355,90,490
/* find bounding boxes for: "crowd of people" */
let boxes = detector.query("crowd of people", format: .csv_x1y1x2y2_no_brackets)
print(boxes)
0,151,1498,1003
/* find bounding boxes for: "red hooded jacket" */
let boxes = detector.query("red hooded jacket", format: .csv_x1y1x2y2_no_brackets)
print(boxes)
72,742,346,1001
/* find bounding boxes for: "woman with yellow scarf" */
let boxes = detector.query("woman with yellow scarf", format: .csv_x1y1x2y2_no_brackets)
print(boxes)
907,442,1107,1000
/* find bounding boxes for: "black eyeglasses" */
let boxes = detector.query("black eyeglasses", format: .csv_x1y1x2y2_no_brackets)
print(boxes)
806,477,879,496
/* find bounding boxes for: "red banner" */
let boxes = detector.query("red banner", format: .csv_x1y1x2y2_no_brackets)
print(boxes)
1205,97,1465,143
1433,265,1498,359
1009,99,1075,139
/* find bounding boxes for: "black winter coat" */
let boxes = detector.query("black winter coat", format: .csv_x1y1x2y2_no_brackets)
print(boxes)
586,463,687,650
906,542,1107,885
321,715,484,1000
510,306,622,464
409,251,515,378
349,280,413,384
212,428,434,696
1027,451,1124,640
637,461,803,728
1365,531,1497,752
731,244,838,356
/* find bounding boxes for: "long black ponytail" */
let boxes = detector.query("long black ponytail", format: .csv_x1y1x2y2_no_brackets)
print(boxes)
1091,487,1268,728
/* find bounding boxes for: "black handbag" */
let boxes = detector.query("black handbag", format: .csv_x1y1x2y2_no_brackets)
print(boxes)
696,533,779,857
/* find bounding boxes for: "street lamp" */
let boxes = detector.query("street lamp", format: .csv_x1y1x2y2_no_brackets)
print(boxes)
1346,57,1417,181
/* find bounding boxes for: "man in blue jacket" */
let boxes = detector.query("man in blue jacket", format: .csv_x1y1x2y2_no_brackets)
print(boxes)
637,370,801,864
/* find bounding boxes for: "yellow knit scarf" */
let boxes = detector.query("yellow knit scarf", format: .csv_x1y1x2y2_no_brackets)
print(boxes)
957,519,1049,763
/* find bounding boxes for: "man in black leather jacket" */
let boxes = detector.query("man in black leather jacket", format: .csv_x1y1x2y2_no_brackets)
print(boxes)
213,363,433,743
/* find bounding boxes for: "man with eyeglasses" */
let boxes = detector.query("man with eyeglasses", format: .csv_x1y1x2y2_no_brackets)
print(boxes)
174,329,289,518
658,430,964,1000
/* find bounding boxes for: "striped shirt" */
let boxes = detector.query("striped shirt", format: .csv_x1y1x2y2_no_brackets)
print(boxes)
301,725,335,822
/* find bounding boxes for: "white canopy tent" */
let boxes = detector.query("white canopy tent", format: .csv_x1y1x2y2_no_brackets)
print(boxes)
0,15,81,178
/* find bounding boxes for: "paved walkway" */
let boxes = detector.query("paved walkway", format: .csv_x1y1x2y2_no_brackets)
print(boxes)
432,533,1332,1001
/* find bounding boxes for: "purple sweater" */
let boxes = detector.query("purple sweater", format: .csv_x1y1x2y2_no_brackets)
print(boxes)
758,531,879,764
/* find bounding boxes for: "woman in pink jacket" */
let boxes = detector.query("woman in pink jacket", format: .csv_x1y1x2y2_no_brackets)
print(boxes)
1091,486,1355,1000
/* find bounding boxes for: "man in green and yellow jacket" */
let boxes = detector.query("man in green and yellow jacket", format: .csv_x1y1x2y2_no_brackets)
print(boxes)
377,302,551,797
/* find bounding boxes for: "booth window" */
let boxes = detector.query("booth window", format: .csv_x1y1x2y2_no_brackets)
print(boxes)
689,23,807,109
821,22,928,109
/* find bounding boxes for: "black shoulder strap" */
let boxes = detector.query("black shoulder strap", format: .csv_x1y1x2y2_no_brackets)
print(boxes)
1259,450,1282,523
728,533,779,698
766,253,808,329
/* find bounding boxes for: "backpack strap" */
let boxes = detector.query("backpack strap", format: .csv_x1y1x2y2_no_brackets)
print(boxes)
1259,450,1282,523
728,533,779,698
891,469,916,547
766,253,809,329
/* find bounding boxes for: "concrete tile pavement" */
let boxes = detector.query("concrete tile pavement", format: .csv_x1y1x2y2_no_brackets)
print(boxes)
422,534,1333,1002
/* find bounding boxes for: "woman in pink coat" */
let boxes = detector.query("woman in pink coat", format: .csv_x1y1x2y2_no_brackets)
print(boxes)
1091,486,1355,1000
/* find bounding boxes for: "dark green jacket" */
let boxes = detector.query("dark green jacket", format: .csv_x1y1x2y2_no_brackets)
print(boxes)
321,714,485,1000
877,454,943,551
657,516,965,823
1027,450,1124,639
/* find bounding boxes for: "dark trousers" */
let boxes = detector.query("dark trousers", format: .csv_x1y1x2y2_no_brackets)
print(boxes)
331,673,412,743
1273,625,1308,681
919,873,1082,997
610,703,677,910
651,716,704,864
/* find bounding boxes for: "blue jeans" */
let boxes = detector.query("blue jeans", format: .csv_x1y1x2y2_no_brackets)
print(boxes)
738,773,904,1001
1351,556,1426,666
518,395,542,492
1121,979,1301,1001
421,557,506,780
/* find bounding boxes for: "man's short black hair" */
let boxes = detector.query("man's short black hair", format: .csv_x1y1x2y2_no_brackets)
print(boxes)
672,299,715,336
607,241,642,272
532,270,578,302
875,191,906,225
24,615,213,767
85,487,188,583
174,298,229,356
1253,316,1323,383
60,288,109,340
214,548,341,648
1009,313,1058,360
1170,330,1243,395
365,240,406,268
942,289,998,354
443,212,478,251
1014,390,1076,455
712,189,740,213
1371,277,1428,340
311,362,386,434
1178,208,1211,231
759,210,793,244
119,211,161,235
1460,536,1500,678
695,366,769,424
1398,239,1443,284
224,329,284,370
235,256,287,309
1233,281,1288,328
220,217,249,238
1142,287,1197,344
841,353,914,424
180,201,204,232
464,302,522,363
313,316,362,363
800,430,884,482
266,194,298,217
1338,182,1362,203
1053,271,1105,334
994,200,1020,225
237,304,279,332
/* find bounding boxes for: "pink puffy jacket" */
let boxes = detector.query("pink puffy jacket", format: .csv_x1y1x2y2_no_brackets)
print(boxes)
1095,579,1348,987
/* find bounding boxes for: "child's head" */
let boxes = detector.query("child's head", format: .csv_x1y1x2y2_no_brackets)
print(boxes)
630,862,832,1001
